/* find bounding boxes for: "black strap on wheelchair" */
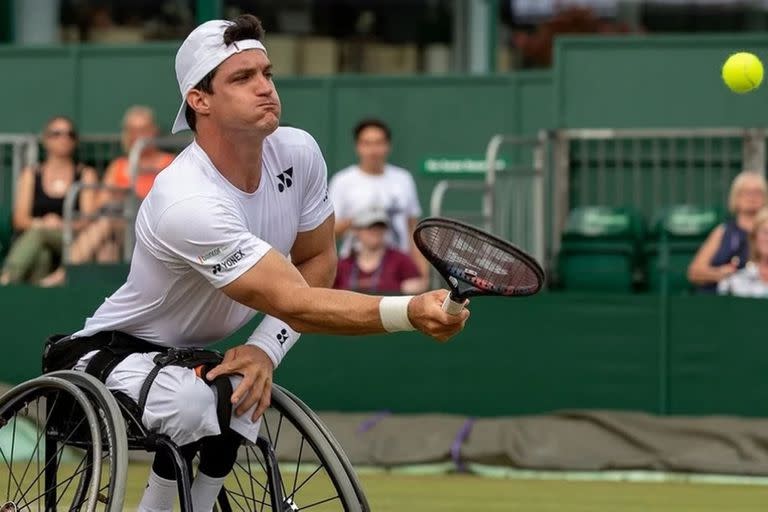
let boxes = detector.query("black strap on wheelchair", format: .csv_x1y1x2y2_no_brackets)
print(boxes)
136,348,233,430
43,331,233,432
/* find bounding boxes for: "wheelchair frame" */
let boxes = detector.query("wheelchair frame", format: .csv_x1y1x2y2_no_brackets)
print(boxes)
0,370,369,512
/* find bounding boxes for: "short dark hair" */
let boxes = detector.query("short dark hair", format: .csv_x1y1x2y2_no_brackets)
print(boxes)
353,118,391,142
184,14,266,132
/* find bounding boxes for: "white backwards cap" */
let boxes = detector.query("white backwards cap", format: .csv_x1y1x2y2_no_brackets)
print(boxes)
171,19,267,133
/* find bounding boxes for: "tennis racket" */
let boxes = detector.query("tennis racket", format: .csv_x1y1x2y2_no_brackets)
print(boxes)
413,217,545,314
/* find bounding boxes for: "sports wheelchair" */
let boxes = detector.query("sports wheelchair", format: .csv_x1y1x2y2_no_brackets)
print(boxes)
0,369,369,511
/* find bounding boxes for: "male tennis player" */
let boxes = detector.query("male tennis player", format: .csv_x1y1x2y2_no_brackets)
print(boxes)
60,14,468,512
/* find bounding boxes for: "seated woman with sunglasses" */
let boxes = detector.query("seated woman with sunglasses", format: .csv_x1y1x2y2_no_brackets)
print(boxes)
0,116,98,285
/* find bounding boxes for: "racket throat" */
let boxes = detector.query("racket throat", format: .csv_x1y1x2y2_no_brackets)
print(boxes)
447,277,472,301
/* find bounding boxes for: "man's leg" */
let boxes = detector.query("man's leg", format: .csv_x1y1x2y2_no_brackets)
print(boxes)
191,427,243,511
75,351,224,512
139,442,198,512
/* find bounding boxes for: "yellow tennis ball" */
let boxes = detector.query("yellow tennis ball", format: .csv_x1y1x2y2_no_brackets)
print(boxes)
722,52,763,93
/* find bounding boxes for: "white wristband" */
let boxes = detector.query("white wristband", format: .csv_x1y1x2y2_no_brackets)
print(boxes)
246,315,300,368
379,296,416,332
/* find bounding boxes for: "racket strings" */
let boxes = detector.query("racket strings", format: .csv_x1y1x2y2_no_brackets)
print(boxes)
418,225,540,295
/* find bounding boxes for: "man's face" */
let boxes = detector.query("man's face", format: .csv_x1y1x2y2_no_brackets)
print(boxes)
122,113,158,152
355,126,390,168
206,49,281,135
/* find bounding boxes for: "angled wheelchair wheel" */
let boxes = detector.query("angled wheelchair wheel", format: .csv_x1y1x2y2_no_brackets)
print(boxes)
0,375,109,511
47,371,128,512
216,384,369,512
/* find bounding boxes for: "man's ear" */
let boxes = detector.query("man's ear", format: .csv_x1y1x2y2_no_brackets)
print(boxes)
187,89,211,116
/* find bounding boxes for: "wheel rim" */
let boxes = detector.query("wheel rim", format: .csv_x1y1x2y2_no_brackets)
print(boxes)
221,403,351,511
0,381,105,511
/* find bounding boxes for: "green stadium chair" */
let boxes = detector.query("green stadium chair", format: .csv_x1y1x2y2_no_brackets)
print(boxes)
557,206,645,293
644,205,722,294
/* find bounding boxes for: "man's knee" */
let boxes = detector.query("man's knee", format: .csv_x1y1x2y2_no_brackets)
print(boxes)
144,368,221,444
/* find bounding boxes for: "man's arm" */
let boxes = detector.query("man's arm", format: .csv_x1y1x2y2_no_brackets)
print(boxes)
291,214,337,287
221,249,466,336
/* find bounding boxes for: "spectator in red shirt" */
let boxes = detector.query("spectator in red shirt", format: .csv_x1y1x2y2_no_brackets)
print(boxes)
334,209,426,294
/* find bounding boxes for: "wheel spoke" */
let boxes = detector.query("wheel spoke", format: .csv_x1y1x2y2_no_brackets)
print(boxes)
297,494,341,511
15,393,59,501
7,411,17,500
233,459,269,495
16,416,87,506
245,446,256,505
224,487,270,509
292,438,305,496
55,454,88,506
273,413,284,451
0,441,25,504
287,465,325,501
23,457,93,508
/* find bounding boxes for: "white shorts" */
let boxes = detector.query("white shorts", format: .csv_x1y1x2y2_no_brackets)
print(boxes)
75,350,262,447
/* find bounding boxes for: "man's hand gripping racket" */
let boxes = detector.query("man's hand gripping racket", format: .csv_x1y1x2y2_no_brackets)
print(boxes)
414,217,545,315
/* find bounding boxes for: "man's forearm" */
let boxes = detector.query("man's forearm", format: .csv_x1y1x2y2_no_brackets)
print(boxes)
278,287,386,334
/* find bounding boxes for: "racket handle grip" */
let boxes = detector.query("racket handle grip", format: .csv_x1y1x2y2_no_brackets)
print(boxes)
442,294,465,315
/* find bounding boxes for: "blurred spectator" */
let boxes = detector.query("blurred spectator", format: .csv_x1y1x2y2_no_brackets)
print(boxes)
688,171,767,293
0,116,97,285
65,106,175,267
718,208,768,298
334,209,426,294
513,6,634,68
329,118,426,274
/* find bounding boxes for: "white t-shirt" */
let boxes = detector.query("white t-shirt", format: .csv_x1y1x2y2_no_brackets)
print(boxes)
328,163,422,256
74,127,333,347
717,262,768,298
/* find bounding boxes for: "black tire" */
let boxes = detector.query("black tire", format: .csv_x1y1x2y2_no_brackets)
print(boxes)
217,384,365,512
0,375,103,511
47,370,128,512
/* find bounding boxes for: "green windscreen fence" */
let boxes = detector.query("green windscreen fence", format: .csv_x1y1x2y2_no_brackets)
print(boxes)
5,285,768,418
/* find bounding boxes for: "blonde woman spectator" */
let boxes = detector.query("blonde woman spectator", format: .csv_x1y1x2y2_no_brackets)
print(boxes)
67,106,175,265
688,171,767,293
0,116,97,285
718,208,768,298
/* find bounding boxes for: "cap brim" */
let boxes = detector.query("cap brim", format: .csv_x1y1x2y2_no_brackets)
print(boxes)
170,99,189,134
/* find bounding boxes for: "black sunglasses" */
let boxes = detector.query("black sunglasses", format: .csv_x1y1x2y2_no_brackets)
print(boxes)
45,129,77,139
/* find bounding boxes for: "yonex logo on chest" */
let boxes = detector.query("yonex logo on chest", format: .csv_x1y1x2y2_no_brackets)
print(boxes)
277,167,293,192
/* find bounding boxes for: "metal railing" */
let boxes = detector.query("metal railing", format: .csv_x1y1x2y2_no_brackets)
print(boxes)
429,133,548,257
429,132,548,287
62,182,136,264
551,127,766,254
0,135,38,205
61,135,190,264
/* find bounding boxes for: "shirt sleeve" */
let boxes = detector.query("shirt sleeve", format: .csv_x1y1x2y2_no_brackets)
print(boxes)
297,134,334,232
327,172,346,219
154,195,272,288
404,173,422,218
